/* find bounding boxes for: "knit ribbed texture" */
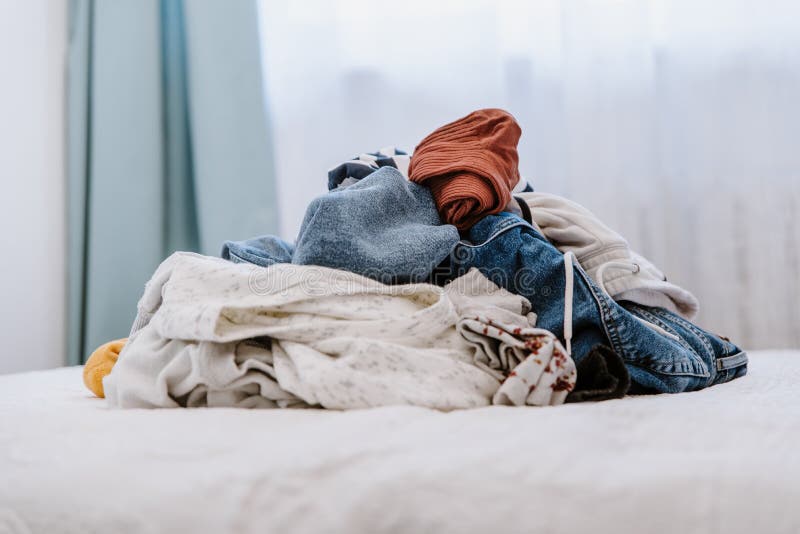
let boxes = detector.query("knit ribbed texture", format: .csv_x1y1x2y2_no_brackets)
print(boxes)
409,108,522,230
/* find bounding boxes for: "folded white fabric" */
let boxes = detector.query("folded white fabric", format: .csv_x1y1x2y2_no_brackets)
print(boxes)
104,253,576,410
445,270,576,405
516,192,700,320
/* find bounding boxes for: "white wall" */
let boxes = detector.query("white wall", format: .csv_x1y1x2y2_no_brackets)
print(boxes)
0,0,68,373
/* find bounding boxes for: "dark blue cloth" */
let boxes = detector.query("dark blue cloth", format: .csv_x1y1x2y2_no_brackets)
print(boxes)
327,147,409,190
221,235,294,267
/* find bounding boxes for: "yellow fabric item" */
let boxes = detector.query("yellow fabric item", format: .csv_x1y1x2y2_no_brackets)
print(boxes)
83,338,127,398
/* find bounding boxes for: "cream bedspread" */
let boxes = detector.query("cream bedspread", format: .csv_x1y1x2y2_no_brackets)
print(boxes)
1,350,798,534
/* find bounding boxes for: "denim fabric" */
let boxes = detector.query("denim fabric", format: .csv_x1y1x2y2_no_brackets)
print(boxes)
446,212,747,394
301,166,460,283
220,167,459,283
221,235,294,267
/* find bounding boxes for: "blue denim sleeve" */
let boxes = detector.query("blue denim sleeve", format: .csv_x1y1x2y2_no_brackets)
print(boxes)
221,235,295,267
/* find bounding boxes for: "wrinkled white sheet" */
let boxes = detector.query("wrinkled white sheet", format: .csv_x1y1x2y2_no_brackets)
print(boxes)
1,350,798,534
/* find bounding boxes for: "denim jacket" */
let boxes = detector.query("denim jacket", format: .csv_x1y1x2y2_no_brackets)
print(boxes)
446,212,747,394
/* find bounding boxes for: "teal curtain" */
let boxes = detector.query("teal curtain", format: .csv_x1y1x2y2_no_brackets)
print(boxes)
67,0,278,365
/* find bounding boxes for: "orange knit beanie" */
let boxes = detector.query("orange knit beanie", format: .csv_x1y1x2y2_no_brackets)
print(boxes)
409,108,522,230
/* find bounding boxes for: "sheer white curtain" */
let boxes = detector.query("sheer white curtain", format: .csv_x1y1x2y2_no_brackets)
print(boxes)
258,0,800,349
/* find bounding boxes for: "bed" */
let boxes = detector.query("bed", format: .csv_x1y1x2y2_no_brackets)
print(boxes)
1,350,798,534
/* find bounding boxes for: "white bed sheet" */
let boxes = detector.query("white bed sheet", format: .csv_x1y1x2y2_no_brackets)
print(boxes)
1,350,799,534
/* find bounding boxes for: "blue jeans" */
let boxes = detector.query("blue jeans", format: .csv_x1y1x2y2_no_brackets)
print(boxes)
446,212,747,393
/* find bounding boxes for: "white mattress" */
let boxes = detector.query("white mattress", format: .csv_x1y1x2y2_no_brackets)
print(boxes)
1,350,798,534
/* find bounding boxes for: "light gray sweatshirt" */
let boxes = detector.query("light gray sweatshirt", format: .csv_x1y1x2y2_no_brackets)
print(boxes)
517,192,700,320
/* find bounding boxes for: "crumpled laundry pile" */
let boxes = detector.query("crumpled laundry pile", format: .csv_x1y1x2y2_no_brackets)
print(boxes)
85,109,748,410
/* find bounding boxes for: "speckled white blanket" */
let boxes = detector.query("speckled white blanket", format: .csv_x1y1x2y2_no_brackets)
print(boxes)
104,253,576,409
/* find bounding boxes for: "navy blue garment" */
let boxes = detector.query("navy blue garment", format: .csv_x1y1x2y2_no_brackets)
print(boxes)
327,147,410,190
446,212,747,394
516,182,534,193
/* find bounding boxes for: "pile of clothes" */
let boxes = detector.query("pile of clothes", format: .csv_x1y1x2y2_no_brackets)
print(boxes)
85,109,748,410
